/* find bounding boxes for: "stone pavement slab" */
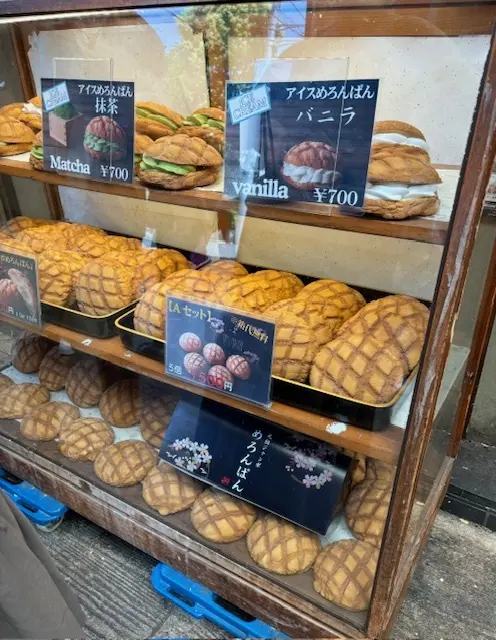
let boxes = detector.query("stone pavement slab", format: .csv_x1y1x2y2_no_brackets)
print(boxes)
394,512,496,640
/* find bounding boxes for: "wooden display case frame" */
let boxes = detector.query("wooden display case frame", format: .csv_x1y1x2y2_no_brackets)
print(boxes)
0,2,495,638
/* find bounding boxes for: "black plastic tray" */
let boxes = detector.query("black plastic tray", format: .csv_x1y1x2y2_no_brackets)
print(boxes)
115,308,416,431
42,300,138,339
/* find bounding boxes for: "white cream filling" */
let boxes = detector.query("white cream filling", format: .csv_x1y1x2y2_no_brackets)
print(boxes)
366,182,438,201
372,132,429,152
22,103,42,117
0,142,6,146
283,162,340,185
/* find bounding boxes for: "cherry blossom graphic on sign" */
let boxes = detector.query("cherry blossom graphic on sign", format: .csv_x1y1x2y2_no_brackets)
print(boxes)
284,434,337,489
164,437,212,477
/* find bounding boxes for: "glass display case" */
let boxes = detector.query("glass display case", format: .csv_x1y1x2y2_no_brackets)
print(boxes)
0,2,494,638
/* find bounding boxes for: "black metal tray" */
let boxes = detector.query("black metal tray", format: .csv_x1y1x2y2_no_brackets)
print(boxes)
42,300,138,339
115,308,416,431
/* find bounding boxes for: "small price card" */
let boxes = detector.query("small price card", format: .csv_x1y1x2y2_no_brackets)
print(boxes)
0,246,41,326
41,78,135,184
165,295,276,407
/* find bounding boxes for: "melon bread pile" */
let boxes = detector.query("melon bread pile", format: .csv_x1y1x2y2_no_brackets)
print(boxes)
134,258,429,404
0,216,190,315
0,217,428,402
1,331,396,612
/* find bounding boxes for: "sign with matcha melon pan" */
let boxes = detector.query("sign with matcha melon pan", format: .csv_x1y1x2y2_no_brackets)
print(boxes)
224,80,379,208
41,78,135,184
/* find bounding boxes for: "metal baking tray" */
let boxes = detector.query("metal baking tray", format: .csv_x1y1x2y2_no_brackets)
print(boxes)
115,308,417,431
41,299,138,339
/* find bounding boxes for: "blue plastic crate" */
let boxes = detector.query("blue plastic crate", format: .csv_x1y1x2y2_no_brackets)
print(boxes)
151,563,289,639
0,467,67,526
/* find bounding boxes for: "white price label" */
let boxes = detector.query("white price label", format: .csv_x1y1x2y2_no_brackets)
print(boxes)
42,81,70,112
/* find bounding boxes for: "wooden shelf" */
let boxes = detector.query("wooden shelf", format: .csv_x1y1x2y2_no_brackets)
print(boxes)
3,316,404,464
0,424,365,639
0,157,448,245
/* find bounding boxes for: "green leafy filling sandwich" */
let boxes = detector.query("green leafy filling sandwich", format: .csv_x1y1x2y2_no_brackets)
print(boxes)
137,133,223,190
30,130,44,170
134,133,154,167
183,108,225,132
135,102,183,139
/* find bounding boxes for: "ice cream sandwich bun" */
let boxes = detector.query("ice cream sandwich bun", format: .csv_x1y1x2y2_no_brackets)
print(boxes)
364,182,440,219
135,102,183,139
137,134,222,190
0,115,34,156
371,120,431,163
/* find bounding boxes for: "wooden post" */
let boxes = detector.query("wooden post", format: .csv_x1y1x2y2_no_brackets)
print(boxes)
449,234,496,454
9,23,65,221
368,31,496,639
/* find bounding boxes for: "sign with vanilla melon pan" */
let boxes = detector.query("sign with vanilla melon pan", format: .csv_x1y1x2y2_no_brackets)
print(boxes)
41,78,135,184
224,79,379,208
0,246,41,326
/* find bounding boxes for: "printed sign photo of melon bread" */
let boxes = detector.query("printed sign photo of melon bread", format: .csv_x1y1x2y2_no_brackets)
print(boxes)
281,140,341,191
84,115,127,162
0,252,38,321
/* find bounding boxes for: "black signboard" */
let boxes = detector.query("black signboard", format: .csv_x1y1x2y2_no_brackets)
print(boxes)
224,79,379,208
0,248,41,326
161,396,352,534
41,78,134,184
165,296,275,407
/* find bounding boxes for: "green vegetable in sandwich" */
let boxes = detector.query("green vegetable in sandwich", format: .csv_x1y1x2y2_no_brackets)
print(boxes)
183,107,225,131
31,146,43,160
140,156,195,176
137,133,223,189
30,130,44,169
135,101,183,138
